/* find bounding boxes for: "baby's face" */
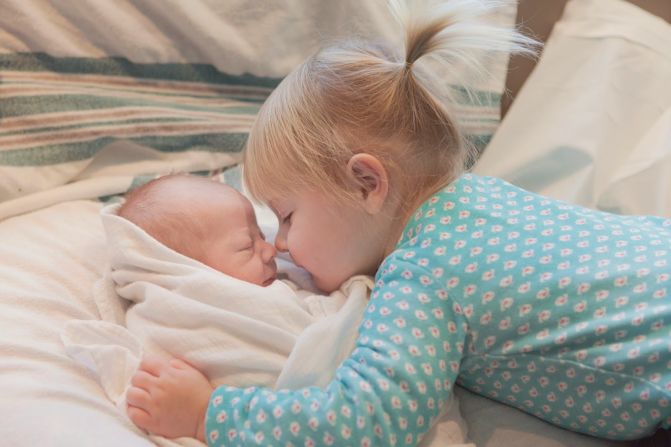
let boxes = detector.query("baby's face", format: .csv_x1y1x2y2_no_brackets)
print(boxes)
197,187,277,286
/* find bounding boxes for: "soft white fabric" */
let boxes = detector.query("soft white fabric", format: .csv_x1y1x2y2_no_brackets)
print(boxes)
0,175,135,221
0,200,154,447
474,0,671,217
0,0,393,77
0,0,515,88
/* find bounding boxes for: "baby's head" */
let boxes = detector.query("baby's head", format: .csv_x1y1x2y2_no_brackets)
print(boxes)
118,174,277,286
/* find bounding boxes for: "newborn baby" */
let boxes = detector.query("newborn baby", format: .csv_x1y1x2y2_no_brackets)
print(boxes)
118,174,278,286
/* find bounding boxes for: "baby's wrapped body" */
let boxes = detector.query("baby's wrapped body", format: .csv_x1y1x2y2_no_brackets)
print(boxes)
397,173,671,439
61,203,373,445
62,201,473,446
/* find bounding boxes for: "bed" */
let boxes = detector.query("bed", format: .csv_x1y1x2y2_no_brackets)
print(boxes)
1,0,669,446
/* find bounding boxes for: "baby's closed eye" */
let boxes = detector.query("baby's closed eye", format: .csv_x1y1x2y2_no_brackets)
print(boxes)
234,237,254,252
281,212,293,224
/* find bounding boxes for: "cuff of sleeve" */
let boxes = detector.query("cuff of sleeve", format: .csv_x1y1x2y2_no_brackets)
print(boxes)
204,386,241,446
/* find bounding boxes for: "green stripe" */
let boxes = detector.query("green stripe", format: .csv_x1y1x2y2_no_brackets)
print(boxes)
99,173,162,204
221,96,266,104
0,133,247,166
98,165,240,203
7,78,272,101
458,116,499,124
128,174,160,191
0,94,260,118
0,52,283,89
98,173,159,204
222,165,243,191
466,133,493,150
448,85,501,107
0,116,203,137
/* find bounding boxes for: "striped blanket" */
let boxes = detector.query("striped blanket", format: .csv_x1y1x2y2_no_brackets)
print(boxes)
0,52,278,218
0,0,516,221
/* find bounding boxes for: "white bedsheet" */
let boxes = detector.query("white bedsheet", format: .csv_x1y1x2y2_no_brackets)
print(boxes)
0,200,154,447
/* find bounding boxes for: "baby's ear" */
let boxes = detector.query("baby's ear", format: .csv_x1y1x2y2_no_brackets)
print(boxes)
346,153,389,214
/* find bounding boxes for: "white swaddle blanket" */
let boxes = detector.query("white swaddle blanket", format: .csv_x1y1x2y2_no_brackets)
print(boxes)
61,203,471,446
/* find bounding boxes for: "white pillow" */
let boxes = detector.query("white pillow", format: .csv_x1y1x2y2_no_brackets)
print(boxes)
473,0,671,217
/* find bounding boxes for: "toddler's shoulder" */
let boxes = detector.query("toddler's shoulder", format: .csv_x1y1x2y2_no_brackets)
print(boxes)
415,173,511,216
433,173,509,200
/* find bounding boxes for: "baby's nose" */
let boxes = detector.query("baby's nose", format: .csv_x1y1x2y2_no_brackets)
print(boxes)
262,240,277,262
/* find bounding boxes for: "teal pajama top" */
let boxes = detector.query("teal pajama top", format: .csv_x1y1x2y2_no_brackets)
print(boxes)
205,174,671,445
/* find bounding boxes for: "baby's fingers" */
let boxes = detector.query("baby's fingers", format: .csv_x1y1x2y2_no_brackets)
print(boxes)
127,405,154,432
169,358,190,369
131,370,157,390
127,386,153,412
139,356,165,377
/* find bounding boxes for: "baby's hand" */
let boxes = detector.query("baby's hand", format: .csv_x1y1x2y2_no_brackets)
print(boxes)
126,357,214,442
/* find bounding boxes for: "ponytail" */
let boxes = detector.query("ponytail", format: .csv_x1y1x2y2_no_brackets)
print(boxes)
244,0,537,206
391,0,536,70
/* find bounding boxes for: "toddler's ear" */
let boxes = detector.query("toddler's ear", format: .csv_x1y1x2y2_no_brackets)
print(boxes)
346,153,389,214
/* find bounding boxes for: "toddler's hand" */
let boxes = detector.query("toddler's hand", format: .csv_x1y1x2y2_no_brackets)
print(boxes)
126,356,214,442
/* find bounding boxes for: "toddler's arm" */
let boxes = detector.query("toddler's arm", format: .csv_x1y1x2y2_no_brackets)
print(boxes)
203,258,465,446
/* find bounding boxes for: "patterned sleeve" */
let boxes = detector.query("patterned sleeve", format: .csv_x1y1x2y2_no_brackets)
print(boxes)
204,257,467,446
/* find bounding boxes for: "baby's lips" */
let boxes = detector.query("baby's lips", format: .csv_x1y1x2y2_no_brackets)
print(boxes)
264,264,278,286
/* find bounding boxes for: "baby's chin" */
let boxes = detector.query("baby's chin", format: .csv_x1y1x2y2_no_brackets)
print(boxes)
259,271,278,287
261,277,275,287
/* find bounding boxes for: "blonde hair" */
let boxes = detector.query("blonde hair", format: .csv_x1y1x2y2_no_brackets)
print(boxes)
244,0,536,207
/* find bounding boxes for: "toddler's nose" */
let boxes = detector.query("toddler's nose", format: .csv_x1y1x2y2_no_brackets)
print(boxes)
274,230,288,253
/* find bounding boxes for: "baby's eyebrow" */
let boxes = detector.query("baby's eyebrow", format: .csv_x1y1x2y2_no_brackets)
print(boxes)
237,233,254,244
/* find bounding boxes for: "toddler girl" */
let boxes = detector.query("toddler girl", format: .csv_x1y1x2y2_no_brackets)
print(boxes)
126,0,670,444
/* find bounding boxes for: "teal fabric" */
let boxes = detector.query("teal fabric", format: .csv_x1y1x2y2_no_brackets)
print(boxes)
205,174,671,445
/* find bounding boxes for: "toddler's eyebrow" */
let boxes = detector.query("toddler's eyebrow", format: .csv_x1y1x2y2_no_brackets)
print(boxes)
267,202,282,216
